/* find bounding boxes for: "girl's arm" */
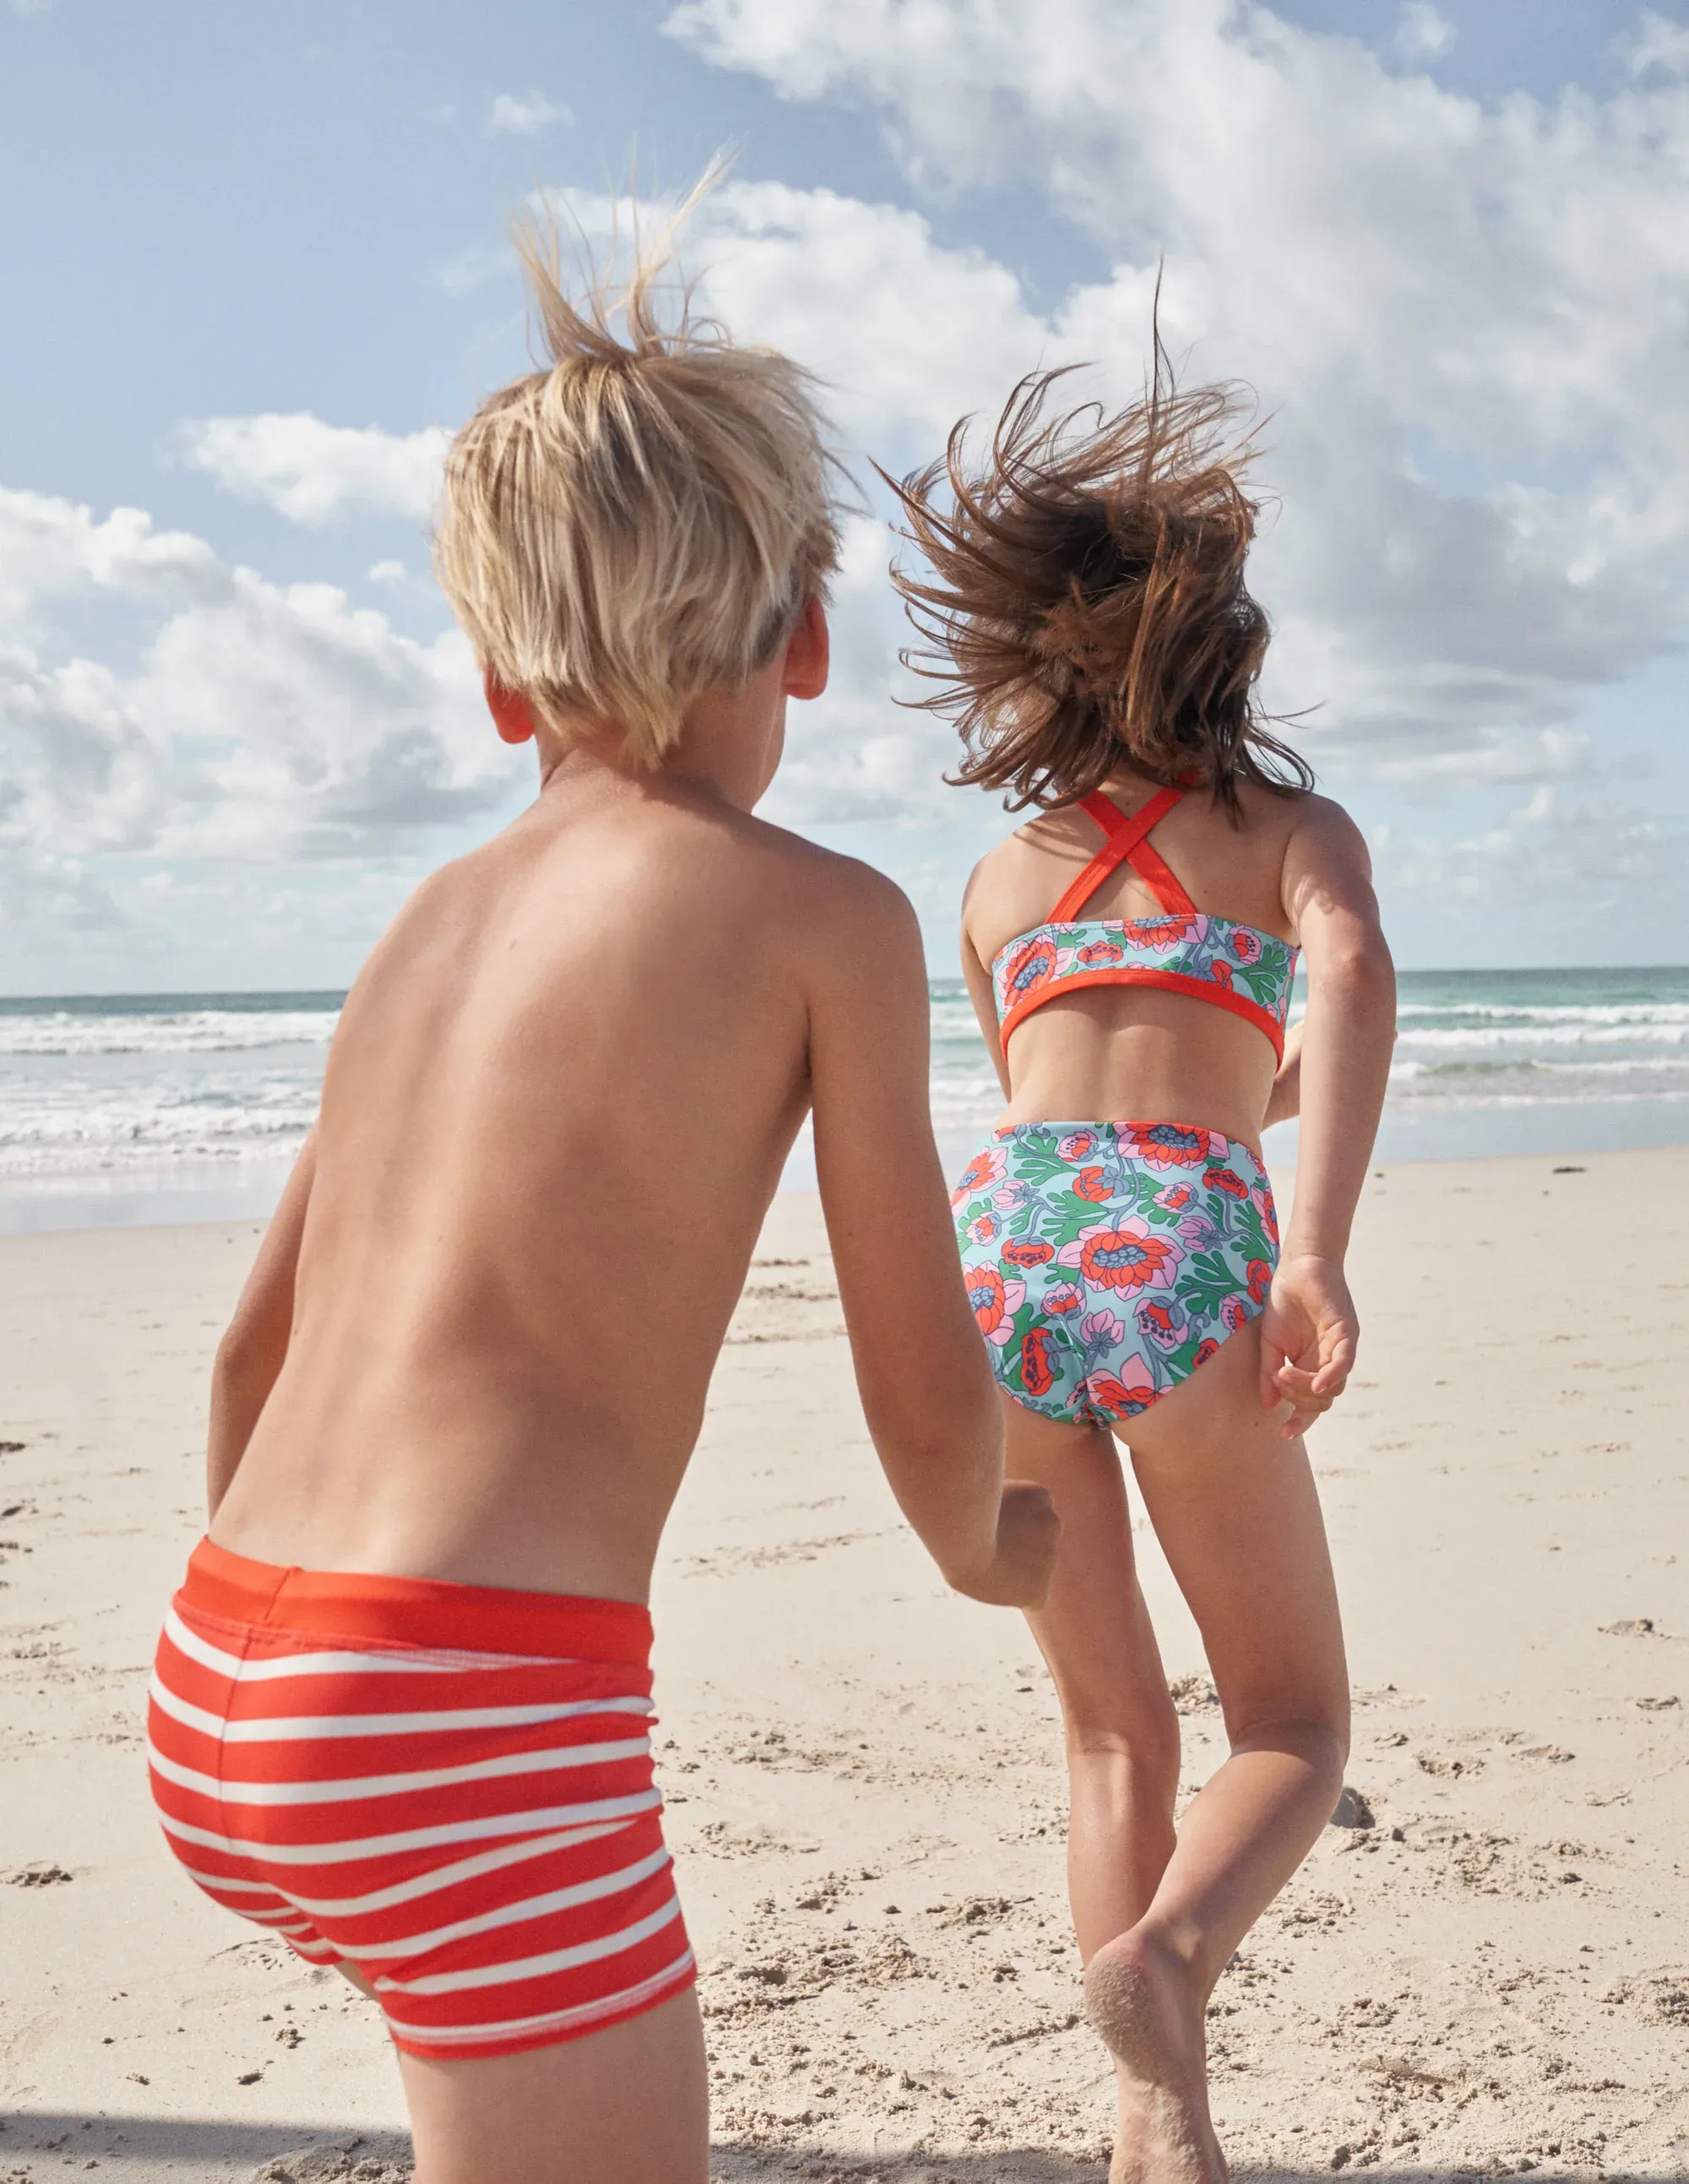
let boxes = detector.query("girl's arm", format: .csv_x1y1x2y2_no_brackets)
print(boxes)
959,882,1013,1100
1260,802,1395,1434
1262,1014,1303,1128
206,1133,316,1517
806,862,1057,1606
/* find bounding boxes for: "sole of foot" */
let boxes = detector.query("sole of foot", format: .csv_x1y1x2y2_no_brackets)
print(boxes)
1083,1931,1230,2184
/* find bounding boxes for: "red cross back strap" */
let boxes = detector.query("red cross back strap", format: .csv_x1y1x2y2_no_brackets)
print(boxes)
1046,787,1197,925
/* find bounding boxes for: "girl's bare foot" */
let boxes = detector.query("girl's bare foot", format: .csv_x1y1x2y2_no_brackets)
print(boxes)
1083,1930,1229,2184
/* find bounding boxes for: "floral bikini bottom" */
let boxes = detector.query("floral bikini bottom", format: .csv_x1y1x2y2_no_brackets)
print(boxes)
952,1121,1281,1431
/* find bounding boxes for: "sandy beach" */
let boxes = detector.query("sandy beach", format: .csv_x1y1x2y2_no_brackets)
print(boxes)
1,1149,1686,2181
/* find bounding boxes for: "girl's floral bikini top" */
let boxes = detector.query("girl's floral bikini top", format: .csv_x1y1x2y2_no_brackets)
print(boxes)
991,785,1298,1062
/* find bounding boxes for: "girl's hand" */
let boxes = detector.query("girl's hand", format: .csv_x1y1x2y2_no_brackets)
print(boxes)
1257,1252,1358,1437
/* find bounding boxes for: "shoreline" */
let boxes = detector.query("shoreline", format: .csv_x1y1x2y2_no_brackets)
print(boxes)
6,965,1689,1236
3,1095,1689,1235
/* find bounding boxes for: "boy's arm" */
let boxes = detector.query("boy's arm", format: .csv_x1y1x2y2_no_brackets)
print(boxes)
806,864,1056,1607
206,1133,316,1518
1261,801,1395,1434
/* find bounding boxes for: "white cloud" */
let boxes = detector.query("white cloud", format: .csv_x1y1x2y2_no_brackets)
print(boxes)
489,90,572,136
1393,4,1455,63
0,490,220,621
652,181,1046,452
0,487,519,866
660,0,1689,803
1630,11,1689,78
179,414,449,525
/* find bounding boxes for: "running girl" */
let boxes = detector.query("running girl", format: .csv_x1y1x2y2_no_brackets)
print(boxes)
891,361,1395,2181
145,199,1057,2184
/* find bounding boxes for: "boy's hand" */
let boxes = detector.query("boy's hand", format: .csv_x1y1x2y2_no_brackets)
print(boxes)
948,1481,1062,1609
1258,1253,1358,1438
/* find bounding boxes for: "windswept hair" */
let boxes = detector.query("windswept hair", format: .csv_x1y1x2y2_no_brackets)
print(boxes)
434,166,842,765
885,343,1312,813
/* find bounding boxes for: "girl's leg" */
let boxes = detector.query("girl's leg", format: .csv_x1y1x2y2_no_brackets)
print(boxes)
1085,1318,1350,2181
1002,1396,1183,1956
395,1986,709,2184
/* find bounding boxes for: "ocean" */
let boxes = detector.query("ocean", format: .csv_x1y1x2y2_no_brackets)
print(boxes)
2,968,1687,1231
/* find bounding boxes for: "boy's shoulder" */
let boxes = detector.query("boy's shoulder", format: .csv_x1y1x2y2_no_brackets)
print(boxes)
600,796,918,963
711,811,925,1008
735,807,918,936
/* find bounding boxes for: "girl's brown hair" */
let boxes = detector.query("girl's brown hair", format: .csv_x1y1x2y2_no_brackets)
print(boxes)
884,346,1312,814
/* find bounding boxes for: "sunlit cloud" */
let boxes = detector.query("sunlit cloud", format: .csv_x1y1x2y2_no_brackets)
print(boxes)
179,415,450,526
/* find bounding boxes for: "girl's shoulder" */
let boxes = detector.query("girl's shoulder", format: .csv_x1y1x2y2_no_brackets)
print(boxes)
1269,786,1367,858
963,807,1083,906
972,799,1109,876
961,803,1111,962
1227,776,1335,833
1209,782,1368,874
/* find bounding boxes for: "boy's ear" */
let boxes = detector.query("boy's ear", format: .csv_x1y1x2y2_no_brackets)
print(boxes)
782,596,830,702
485,673,535,744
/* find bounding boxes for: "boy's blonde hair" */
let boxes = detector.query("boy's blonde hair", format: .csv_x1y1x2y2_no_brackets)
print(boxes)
434,175,841,764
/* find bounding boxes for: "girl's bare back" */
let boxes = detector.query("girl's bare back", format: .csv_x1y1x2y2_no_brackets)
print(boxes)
963,776,1335,1149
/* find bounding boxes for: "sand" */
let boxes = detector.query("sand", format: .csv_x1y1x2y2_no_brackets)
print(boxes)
0,1149,1686,2181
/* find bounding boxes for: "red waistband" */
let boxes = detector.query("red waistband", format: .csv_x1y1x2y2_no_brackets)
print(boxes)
182,1537,654,1665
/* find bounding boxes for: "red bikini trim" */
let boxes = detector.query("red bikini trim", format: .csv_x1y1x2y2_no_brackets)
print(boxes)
998,966,1287,1062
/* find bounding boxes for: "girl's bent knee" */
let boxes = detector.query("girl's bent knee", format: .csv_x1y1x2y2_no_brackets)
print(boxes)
1228,1714,1349,1778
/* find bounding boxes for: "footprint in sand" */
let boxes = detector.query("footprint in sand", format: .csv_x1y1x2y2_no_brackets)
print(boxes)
1416,1751,1484,1778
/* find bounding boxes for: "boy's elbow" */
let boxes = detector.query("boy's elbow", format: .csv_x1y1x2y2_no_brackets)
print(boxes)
214,1317,251,1377
214,1311,279,1394
872,1412,966,1479
893,1399,1003,1497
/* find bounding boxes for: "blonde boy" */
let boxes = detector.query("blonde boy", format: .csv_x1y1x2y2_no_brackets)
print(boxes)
144,207,1056,2183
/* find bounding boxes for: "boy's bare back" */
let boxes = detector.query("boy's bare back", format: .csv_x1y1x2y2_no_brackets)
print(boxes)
213,761,957,1601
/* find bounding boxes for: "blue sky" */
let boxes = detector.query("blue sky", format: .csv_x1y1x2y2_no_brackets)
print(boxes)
4,0,1689,991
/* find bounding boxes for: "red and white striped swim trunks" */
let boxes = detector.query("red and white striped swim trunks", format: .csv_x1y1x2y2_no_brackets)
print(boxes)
147,1538,695,2062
